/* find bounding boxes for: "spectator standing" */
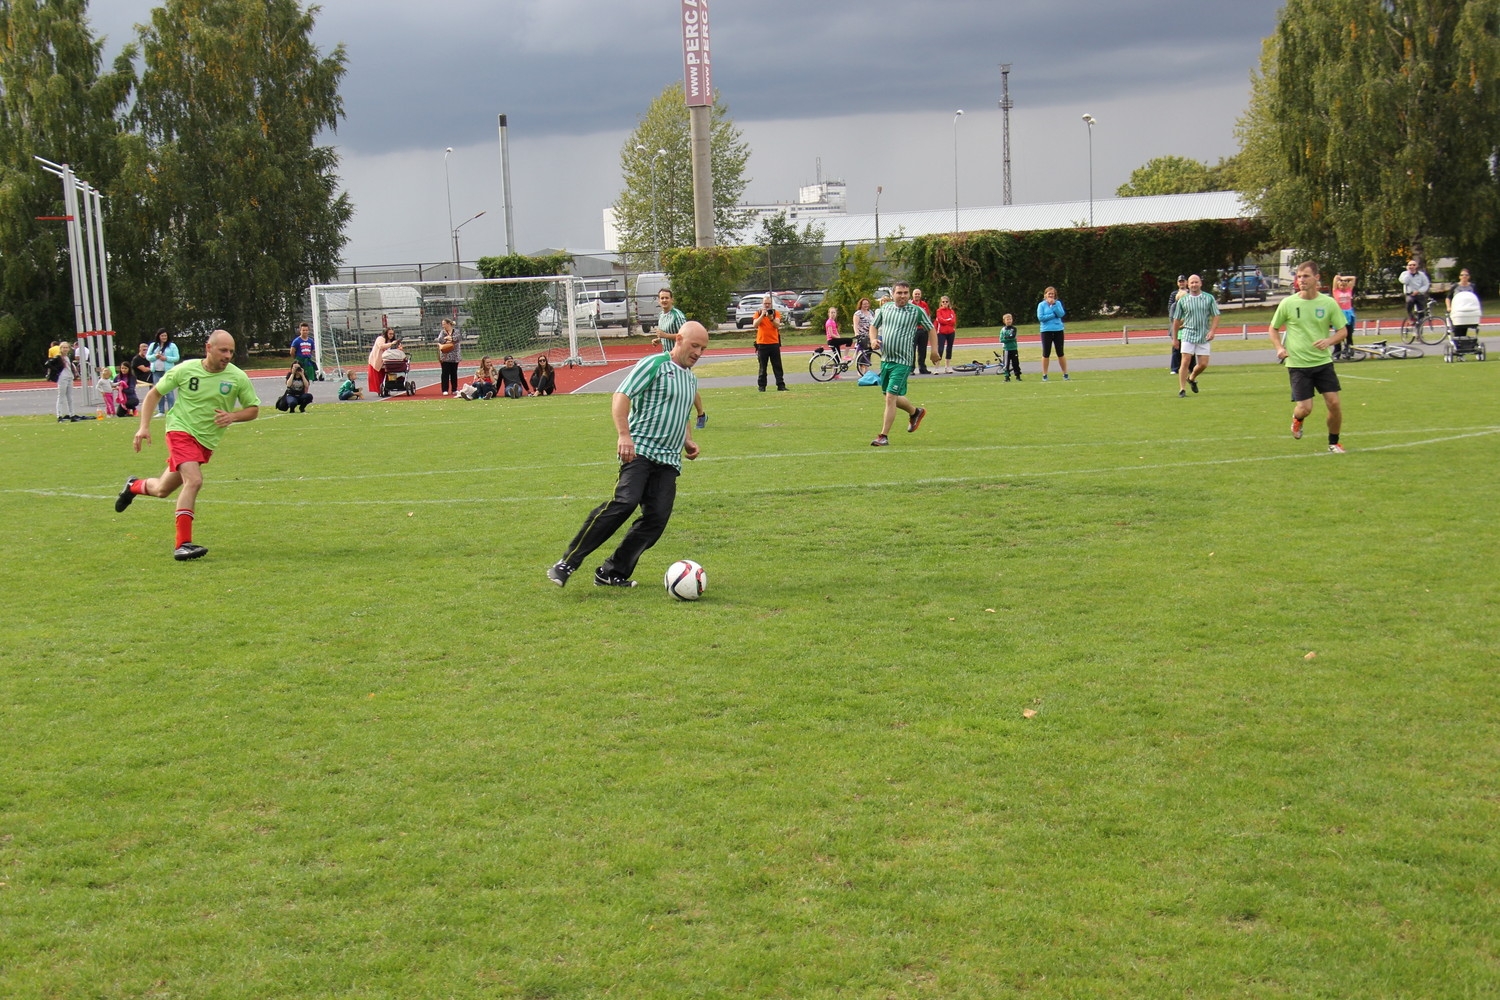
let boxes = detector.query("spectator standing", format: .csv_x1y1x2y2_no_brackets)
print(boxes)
546,323,709,589
48,341,80,422
933,295,958,374
1446,269,1482,338
437,318,461,395
853,297,876,355
753,295,788,392
147,328,180,416
1036,287,1070,381
1268,260,1348,453
1173,274,1221,397
868,282,934,447
497,355,529,398
367,327,394,395
1331,275,1357,359
910,287,934,374
530,355,557,396
290,322,317,382
97,365,117,417
130,343,153,388
1166,275,1188,373
1399,259,1430,321
1000,313,1021,381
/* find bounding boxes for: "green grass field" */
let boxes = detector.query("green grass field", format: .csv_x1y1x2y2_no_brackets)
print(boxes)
3,356,1498,998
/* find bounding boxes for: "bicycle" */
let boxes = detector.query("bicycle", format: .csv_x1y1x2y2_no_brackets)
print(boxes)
808,341,880,381
1345,339,1424,361
953,351,1008,375
1400,297,1447,345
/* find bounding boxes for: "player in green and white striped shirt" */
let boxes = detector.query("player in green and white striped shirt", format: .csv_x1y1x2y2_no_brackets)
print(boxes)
650,287,707,428
1172,274,1221,397
868,282,934,446
548,322,709,589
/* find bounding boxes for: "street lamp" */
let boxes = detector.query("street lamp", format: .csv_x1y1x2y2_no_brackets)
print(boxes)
874,184,883,252
453,210,486,273
443,147,456,276
952,110,964,233
1081,114,1096,227
636,144,667,270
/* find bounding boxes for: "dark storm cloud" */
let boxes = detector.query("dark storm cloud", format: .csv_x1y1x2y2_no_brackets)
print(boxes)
312,0,1278,151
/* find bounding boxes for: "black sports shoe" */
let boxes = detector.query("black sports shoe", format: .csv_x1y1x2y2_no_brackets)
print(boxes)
115,477,140,512
173,542,208,561
1189,378,1199,394
1178,389,1187,398
908,406,927,433
593,569,637,587
547,561,573,587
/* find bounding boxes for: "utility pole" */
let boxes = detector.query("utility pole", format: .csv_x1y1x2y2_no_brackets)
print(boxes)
999,63,1014,206
496,114,516,254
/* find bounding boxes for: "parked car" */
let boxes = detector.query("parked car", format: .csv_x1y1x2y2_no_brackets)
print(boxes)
790,290,826,327
577,289,629,328
735,293,787,329
1216,271,1270,302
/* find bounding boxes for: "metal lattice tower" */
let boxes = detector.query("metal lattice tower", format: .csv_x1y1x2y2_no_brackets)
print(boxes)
999,64,1014,205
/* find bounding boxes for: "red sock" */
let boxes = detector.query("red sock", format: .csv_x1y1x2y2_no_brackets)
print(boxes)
175,509,194,547
130,479,148,495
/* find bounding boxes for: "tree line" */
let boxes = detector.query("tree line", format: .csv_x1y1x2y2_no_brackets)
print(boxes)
0,0,349,373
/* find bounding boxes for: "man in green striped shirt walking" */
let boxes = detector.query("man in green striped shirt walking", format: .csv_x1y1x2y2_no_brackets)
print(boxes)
548,322,709,588
869,282,934,446
1172,274,1220,397
650,287,707,428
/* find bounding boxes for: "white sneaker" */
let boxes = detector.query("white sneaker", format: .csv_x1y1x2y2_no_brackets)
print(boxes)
441,391,449,396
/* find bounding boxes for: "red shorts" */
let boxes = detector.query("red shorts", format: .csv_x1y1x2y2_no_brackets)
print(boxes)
166,431,213,471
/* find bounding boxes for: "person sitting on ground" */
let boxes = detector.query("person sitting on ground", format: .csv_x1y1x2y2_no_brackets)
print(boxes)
465,356,497,399
497,355,528,398
530,355,557,396
275,360,314,412
337,374,362,400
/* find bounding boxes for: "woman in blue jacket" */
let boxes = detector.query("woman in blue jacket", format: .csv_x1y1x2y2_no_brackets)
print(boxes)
1036,286,1070,381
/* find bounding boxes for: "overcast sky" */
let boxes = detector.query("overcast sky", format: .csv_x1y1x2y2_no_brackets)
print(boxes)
90,0,1280,266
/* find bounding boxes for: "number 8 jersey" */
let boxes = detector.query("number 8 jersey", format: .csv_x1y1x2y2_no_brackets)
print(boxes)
155,358,261,449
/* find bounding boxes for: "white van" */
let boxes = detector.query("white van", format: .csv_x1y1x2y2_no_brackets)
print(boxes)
632,272,671,331
577,289,629,329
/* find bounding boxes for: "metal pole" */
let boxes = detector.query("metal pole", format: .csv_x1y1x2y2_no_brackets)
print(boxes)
688,104,714,247
497,115,516,255
444,148,456,277
874,185,882,252
59,165,88,338
999,64,1013,206
91,184,115,366
952,110,964,233
1082,114,1096,227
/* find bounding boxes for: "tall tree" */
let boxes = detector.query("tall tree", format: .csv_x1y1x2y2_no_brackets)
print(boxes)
612,82,750,270
1116,154,1240,197
1238,0,1500,270
0,0,133,373
120,0,351,350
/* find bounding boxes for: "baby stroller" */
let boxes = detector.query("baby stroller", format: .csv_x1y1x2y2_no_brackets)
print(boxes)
380,356,418,396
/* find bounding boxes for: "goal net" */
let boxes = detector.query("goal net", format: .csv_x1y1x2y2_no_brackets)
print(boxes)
306,275,604,379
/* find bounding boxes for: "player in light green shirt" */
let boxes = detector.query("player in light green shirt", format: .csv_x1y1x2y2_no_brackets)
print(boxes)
1268,260,1348,452
1172,274,1221,396
650,287,706,428
114,330,262,560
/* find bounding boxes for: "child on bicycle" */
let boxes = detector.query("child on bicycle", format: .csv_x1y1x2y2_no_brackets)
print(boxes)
1000,314,1021,381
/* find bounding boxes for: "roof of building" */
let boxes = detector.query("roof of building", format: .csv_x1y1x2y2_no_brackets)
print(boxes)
816,191,1251,244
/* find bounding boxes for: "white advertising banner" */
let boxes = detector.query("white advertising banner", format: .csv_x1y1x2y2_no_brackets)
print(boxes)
681,0,712,106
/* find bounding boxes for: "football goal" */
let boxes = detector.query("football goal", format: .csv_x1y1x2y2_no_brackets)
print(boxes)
306,274,604,378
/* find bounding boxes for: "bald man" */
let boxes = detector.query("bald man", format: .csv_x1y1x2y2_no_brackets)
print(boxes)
548,322,708,588
115,330,261,560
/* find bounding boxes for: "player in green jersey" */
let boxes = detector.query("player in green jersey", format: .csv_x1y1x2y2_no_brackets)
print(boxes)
114,330,261,559
650,287,707,428
1268,261,1348,453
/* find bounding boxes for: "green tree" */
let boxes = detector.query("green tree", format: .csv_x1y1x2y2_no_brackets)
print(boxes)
612,82,750,270
819,243,887,333
744,211,825,291
119,0,351,353
662,245,749,329
1238,0,1500,271
0,0,133,373
1116,154,1241,197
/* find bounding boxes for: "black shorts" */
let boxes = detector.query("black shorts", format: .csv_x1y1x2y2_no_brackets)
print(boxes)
1289,363,1341,402
1041,330,1065,357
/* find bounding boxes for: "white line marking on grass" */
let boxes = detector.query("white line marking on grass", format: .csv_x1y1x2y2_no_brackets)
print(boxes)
1338,374,1392,382
32,427,1491,506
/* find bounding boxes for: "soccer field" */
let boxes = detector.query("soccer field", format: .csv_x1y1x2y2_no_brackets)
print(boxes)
3,359,1497,998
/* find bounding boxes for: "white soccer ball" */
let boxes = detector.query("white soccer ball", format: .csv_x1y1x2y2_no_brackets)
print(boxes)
664,559,706,601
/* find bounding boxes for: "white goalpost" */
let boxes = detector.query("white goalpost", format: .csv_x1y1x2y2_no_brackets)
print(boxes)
306,274,606,379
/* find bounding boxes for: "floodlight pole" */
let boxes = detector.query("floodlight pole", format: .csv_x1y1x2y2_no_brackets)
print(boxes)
444,147,457,276
1082,114,1096,227
952,110,964,233
497,114,516,254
